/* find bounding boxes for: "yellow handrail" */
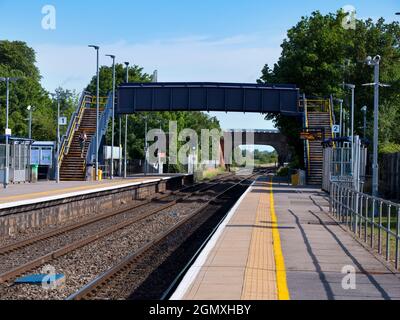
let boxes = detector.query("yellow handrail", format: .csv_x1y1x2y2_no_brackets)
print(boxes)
328,100,335,139
304,99,311,175
58,95,89,166
305,99,330,113
90,96,108,107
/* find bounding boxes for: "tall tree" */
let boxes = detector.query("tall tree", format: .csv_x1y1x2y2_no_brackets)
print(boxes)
259,10,400,163
0,40,60,140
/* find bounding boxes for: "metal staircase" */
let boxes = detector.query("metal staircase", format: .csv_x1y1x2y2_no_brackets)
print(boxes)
59,93,111,181
85,94,113,168
303,99,334,185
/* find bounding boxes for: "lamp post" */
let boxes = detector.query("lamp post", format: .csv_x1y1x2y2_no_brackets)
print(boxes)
335,99,344,137
124,62,129,179
1,77,19,189
49,92,61,183
140,115,149,176
344,83,356,179
27,105,33,139
364,55,390,198
152,70,158,83
56,95,60,183
106,54,116,180
88,45,100,181
119,114,122,177
158,119,163,175
361,106,367,139
343,110,346,138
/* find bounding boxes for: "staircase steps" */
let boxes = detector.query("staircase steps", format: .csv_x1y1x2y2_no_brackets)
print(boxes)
59,108,99,181
306,111,332,186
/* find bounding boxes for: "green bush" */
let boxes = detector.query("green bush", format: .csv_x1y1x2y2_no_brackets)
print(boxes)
277,167,290,177
379,143,400,154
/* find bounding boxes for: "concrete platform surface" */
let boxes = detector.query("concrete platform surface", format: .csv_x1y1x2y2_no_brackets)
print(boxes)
0,175,180,207
171,176,400,300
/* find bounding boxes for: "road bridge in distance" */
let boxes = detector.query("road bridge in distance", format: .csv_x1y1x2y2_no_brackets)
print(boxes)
223,129,290,165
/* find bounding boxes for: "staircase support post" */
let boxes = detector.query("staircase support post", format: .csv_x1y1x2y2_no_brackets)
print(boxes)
56,96,60,183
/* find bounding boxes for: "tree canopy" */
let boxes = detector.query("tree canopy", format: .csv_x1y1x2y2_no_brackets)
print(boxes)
0,40,78,141
0,41,220,171
259,10,400,161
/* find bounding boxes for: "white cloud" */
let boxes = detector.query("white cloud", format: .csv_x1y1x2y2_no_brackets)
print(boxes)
34,34,282,93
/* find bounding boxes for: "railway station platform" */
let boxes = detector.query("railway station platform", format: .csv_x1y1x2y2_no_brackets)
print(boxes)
0,174,190,237
171,175,400,300
0,175,183,208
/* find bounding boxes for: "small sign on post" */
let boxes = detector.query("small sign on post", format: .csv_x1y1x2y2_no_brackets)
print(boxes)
332,125,340,134
5,128,12,137
58,117,67,126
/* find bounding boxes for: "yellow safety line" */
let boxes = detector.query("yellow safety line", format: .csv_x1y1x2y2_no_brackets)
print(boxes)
241,178,277,300
0,178,157,202
269,177,290,300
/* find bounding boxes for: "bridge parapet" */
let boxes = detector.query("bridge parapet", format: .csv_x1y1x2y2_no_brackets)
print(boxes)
225,129,280,134
222,129,290,165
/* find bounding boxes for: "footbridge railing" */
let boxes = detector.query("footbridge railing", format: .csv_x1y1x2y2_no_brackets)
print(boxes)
58,92,92,167
86,92,113,166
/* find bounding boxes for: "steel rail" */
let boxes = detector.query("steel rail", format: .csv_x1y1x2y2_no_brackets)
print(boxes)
0,175,235,284
0,174,234,256
160,172,269,300
67,172,262,300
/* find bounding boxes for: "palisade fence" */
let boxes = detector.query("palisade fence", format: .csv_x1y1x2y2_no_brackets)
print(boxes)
325,139,400,270
379,152,400,201
322,136,367,193
0,143,31,183
330,182,400,270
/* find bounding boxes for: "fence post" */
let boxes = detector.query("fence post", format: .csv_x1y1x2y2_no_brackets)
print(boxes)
396,153,400,201
391,154,395,199
395,207,399,270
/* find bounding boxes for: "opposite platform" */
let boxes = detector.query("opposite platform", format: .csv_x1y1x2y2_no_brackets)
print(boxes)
0,175,184,209
171,176,400,300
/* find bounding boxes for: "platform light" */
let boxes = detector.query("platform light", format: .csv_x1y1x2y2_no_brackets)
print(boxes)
343,83,356,189
124,62,130,179
88,45,100,181
0,77,20,188
363,55,390,198
361,106,367,139
106,54,116,180
27,105,33,139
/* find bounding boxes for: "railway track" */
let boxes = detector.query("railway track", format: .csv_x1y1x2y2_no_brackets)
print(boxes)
67,171,263,300
0,174,236,285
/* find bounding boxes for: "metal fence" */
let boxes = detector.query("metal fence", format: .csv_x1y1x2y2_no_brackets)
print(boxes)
379,152,400,201
0,143,31,183
323,137,367,193
330,182,400,270
0,144,5,169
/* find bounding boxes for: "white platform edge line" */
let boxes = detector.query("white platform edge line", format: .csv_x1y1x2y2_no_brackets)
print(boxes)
0,176,178,210
170,179,257,300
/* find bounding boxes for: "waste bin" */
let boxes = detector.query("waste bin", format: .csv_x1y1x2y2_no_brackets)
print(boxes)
92,168,103,181
291,172,300,186
291,170,306,186
31,165,38,183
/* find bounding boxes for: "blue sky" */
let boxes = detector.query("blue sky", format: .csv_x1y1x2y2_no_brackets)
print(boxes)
0,0,399,133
